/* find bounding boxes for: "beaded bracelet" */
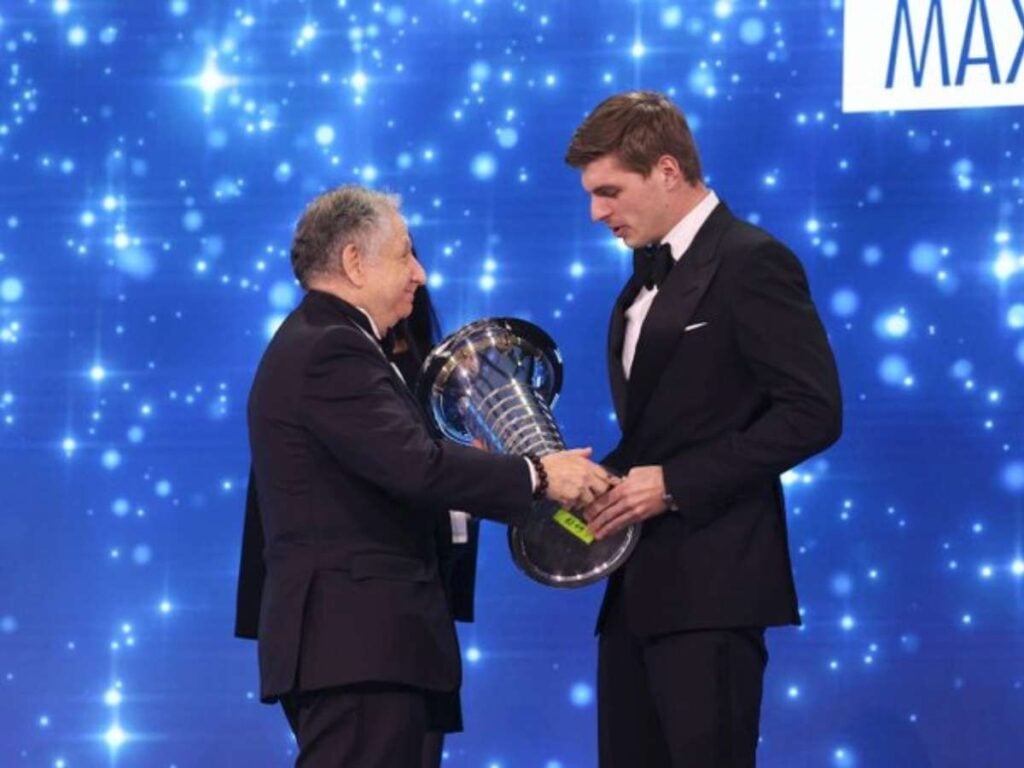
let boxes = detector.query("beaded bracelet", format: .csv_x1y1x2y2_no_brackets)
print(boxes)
525,453,548,500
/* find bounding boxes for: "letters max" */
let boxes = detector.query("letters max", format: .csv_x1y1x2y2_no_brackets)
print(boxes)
886,0,1024,87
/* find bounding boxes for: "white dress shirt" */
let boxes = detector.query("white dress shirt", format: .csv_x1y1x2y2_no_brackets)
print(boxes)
355,306,384,341
622,190,720,379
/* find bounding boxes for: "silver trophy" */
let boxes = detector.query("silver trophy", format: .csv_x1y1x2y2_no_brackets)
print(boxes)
417,317,638,588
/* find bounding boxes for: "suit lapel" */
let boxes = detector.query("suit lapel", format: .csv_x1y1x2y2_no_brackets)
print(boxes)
607,273,643,428
390,363,430,426
624,203,733,431
304,291,430,428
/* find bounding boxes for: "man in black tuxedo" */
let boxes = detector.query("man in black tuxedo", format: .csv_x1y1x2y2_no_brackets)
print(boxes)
235,185,613,767
567,91,842,767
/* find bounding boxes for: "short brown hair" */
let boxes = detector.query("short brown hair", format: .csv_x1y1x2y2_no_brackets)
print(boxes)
290,185,399,289
564,90,703,184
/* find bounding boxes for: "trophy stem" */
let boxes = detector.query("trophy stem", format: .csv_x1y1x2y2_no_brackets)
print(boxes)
463,382,564,457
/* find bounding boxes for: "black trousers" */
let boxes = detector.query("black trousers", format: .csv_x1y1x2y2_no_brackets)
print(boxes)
281,683,444,768
597,595,768,768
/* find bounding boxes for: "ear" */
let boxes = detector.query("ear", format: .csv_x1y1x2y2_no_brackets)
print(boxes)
340,243,364,287
655,154,684,189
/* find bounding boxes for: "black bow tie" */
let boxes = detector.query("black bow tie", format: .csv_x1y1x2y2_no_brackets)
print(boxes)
632,243,674,290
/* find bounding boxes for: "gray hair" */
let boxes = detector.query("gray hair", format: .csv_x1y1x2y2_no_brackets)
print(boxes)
290,185,401,288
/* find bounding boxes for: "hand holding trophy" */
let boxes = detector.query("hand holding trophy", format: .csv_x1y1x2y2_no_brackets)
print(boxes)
417,318,638,588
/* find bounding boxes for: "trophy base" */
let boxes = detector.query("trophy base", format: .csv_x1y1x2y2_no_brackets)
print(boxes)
507,499,639,588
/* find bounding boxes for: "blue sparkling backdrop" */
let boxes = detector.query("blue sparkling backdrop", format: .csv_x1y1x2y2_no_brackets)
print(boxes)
1,1,1023,766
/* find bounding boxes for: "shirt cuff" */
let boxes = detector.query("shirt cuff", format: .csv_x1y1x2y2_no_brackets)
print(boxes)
525,457,538,492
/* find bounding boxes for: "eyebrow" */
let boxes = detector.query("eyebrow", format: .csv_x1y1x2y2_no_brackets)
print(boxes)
591,185,620,196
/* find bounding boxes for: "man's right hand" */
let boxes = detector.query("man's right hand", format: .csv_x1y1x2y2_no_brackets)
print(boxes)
540,448,617,508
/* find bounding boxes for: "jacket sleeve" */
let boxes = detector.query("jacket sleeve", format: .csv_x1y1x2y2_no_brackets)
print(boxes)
299,326,533,524
233,468,264,640
662,240,842,515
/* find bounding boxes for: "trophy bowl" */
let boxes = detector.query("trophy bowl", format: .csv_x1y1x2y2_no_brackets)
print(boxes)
417,317,638,588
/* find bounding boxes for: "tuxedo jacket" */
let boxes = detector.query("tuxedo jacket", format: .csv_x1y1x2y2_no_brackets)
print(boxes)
599,202,842,638
234,290,531,704
236,332,484,641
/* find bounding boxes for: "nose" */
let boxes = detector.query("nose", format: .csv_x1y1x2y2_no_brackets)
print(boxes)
590,196,609,222
410,254,427,286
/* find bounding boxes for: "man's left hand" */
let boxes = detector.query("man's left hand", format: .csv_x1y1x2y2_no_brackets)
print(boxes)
581,465,671,540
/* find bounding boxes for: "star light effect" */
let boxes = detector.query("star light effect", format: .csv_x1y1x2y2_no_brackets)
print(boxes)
103,722,127,751
3,2,1023,766
188,52,238,112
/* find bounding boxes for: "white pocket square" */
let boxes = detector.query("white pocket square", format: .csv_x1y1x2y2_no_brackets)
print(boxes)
683,321,708,332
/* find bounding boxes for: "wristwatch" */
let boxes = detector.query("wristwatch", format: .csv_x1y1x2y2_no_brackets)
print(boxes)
662,491,680,512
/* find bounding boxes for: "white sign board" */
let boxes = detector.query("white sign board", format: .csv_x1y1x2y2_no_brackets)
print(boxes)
843,0,1024,112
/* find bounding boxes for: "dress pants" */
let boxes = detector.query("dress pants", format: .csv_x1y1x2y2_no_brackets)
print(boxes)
420,730,443,768
281,683,429,768
597,592,768,768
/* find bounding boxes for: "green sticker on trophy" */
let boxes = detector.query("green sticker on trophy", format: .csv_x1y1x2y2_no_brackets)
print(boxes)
553,508,595,545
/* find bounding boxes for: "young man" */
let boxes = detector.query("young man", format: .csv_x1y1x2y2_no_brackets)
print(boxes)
568,91,843,767
235,185,613,767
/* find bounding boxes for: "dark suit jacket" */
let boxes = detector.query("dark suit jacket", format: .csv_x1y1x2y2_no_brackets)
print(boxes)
234,290,531,706
234,480,481,631
390,342,483,624
236,342,483,638
599,202,842,638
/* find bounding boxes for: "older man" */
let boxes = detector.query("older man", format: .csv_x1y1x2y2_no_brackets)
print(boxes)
236,185,612,767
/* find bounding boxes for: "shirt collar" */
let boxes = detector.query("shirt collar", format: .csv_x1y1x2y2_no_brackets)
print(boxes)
355,306,384,341
660,189,719,261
